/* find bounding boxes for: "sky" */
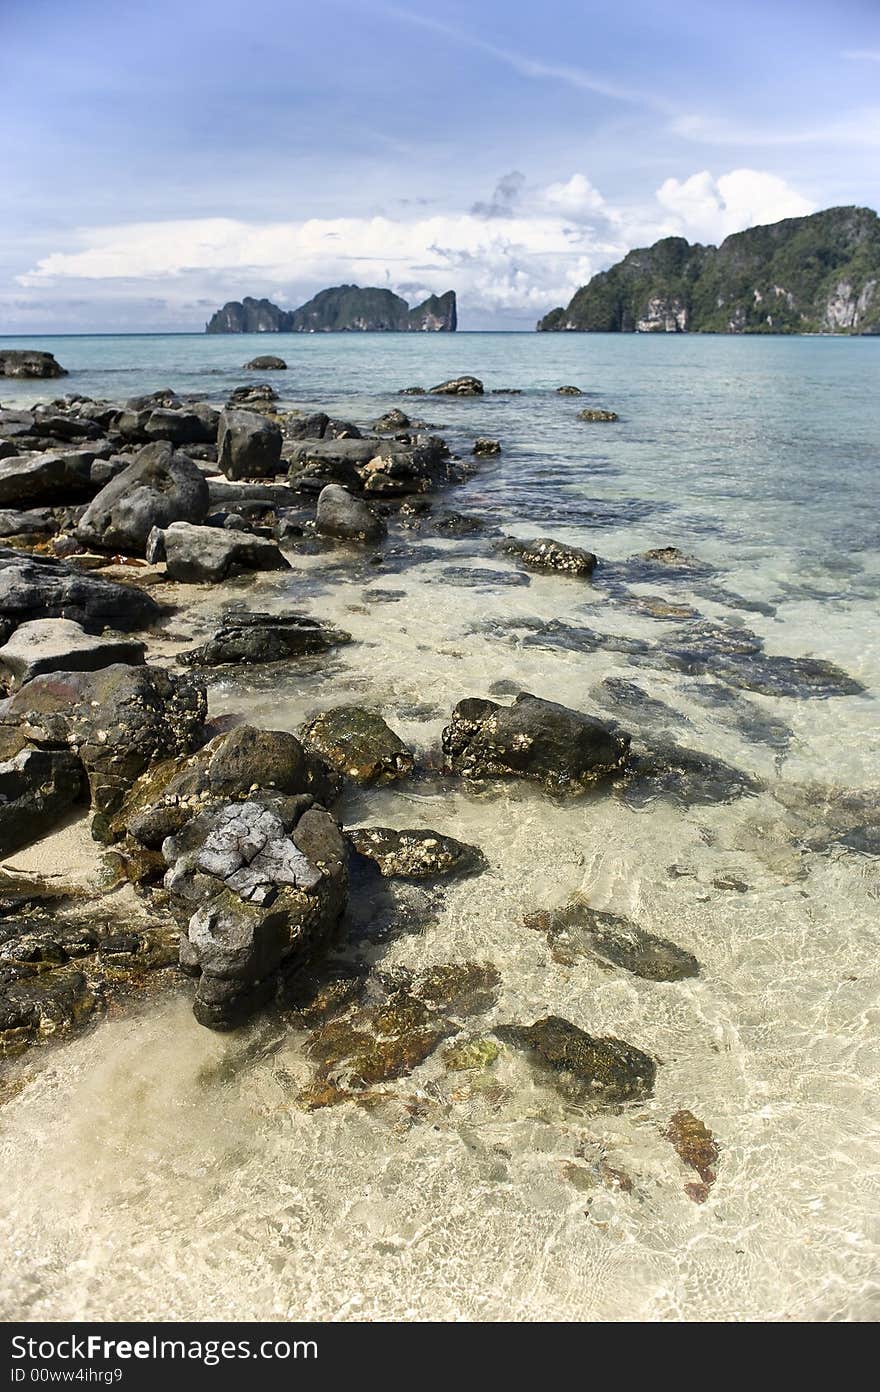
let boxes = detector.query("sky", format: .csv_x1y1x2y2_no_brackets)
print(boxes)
1,0,879,331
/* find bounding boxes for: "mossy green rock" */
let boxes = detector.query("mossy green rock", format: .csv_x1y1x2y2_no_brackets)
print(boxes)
496,1015,656,1105
300,706,414,786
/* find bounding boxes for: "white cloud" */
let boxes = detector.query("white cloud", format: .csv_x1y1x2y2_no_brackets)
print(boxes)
13,168,817,325
656,169,815,243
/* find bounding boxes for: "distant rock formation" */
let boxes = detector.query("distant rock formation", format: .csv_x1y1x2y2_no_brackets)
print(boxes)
537,206,880,335
206,286,456,333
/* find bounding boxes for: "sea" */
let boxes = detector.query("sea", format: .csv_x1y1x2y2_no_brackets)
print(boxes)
0,331,878,1321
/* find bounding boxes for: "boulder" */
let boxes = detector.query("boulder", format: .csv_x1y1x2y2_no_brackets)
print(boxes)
0,508,55,540
227,383,279,408
556,385,583,395
161,521,290,582
0,663,207,816
217,409,282,478
499,536,597,577
0,618,145,689
142,408,216,446
0,743,84,855
473,437,501,456
428,376,484,396
315,485,385,543
348,826,486,879
75,441,209,555
165,797,348,1028
0,450,94,506
244,356,287,370
0,350,67,379
284,412,330,441
373,408,411,432
124,389,182,412
495,1016,656,1105
300,706,413,785
442,692,630,792
577,408,618,422
178,612,351,666
524,901,699,980
0,548,162,639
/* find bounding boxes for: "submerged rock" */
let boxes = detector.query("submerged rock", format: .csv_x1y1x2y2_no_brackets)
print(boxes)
429,375,484,396
348,826,486,880
160,520,290,582
524,901,699,981
300,706,414,786
499,536,597,577
0,618,145,689
621,736,760,806
76,441,209,555
496,1015,656,1106
442,692,630,793
663,1109,720,1203
178,612,351,667
315,484,386,542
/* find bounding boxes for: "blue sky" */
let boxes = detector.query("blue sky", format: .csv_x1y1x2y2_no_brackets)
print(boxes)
2,0,879,330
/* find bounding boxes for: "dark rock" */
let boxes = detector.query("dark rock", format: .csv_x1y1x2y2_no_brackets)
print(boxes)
524,901,699,980
0,508,55,539
315,485,385,543
161,521,290,582
663,1109,720,1201
178,612,351,666
0,966,97,1055
473,437,501,456
434,511,486,536
300,706,413,786
143,408,216,446
442,692,630,792
0,745,84,855
577,407,618,421
621,737,760,806
76,441,209,555
0,350,67,379
244,356,287,370
0,618,145,689
373,408,411,432
496,1015,656,1105
556,385,583,395
348,826,486,879
0,548,161,637
428,376,484,396
217,409,282,479
499,536,596,577
0,450,94,506
0,663,207,816
284,412,330,441
125,390,182,412
227,383,279,408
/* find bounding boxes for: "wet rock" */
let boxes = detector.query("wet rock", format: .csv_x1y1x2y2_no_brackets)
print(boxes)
428,376,484,396
0,450,94,506
577,408,618,422
142,407,217,447
161,520,290,581
592,677,690,732
0,350,67,379
443,1036,501,1071
556,385,582,395
227,383,279,409
473,437,501,456
178,612,351,667
621,737,760,807
442,692,630,793
443,566,530,589
0,548,161,638
124,389,182,412
165,797,348,1029
0,967,96,1056
711,652,865,699
0,618,145,689
76,441,209,555
315,485,386,543
638,546,707,573
499,536,596,577
300,706,413,786
524,901,699,981
663,1109,720,1202
434,511,486,536
496,1015,656,1106
0,745,84,855
244,355,287,370
285,438,373,490
0,663,207,817
373,408,411,433
217,408,282,479
348,826,486,880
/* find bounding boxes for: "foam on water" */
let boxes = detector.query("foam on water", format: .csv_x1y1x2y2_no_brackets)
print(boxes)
0,333,878,1320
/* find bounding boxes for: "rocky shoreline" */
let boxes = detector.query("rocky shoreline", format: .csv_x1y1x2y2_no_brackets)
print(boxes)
0,353,871,1208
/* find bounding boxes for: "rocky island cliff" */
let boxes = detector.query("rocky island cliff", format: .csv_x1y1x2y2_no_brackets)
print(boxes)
207,285,457,333
538,206,880,334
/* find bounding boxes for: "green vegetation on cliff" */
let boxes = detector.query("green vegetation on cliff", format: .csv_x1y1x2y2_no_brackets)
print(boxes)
538,206,880,334
207,286,456,333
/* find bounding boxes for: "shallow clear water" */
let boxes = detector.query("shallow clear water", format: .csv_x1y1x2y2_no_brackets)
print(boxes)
0,332,878,1321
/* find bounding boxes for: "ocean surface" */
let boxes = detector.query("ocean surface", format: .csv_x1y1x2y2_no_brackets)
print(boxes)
0,331,878,1321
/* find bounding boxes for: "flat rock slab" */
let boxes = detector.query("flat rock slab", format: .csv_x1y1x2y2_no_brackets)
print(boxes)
161,521,291,582
0,618,145,689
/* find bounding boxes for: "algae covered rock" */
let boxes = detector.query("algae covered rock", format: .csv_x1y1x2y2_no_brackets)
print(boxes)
348,826,486,880
499,536,596,577
442,692,630,792
300,706,414,786
524,901,699,981
496,1015,656,1105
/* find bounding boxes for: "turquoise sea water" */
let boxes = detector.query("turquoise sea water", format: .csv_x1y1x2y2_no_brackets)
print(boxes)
0,331,878,1321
